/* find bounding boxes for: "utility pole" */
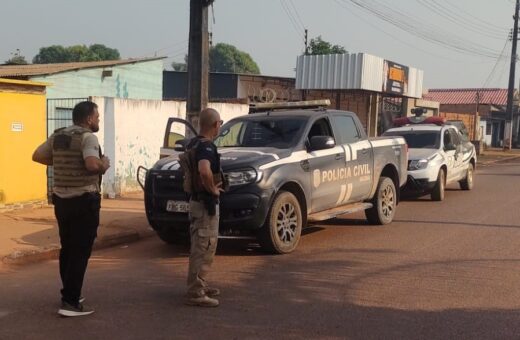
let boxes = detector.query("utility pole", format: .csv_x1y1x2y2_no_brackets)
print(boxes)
475,91,481,142
186,0,213,137
304,29,309,55
505,0,519,150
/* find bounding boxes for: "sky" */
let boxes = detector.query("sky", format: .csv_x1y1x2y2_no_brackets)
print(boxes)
0,0,516,89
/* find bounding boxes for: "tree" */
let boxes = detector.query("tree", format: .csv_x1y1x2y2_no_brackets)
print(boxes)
88,44,120,61
209,43,260,74
171,62,188,71
33,44,120,64
5,49,28,65
171,43,260,74
307,36,347,55
33,45,70,64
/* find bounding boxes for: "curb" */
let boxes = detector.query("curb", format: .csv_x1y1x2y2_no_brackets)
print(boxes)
478,155,520,166
2,229,155,266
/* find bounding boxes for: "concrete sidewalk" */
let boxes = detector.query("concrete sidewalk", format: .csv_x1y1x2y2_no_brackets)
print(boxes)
478,148,520,165
0,192,154,266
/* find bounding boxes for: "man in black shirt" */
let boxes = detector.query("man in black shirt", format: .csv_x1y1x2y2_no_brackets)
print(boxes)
185,108,224,307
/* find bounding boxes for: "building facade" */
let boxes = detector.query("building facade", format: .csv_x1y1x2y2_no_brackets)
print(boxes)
0,58,164,100
0,79,48,208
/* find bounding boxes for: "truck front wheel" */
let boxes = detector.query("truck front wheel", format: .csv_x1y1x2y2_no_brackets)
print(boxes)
366,176,396,225
258,191,303,254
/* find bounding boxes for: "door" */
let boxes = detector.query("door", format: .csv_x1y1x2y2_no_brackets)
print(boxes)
330,114,373,203
160,118,198,158
448,128,465,180
307,117,345,213
442,129,458,183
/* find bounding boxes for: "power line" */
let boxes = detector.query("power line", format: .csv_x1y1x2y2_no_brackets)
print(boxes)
482,39,511,88
287,0,306,32
332,0,485,63
279,0,305,42
438,0,510,32
415,0,507,39
343,0,505,59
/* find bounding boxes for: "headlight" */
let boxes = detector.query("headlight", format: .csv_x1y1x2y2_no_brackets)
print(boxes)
225,169,261,186
408,159,429,171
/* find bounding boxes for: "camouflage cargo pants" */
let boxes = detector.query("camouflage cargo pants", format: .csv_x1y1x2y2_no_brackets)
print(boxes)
187,200,219,297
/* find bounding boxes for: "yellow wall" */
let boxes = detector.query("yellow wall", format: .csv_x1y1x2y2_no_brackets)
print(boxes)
0,90,47,204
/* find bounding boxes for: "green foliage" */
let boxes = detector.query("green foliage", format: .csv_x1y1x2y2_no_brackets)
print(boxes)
171,43,260,74
33,44,121,64
307,36,347,55
209,43,260,74
5,49,28,65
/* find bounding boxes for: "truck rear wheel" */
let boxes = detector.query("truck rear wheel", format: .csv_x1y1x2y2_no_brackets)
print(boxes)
365,176,396,225
459,163,474,190
258,191,302,254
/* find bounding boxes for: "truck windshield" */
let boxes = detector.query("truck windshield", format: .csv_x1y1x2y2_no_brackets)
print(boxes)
215,118,306,149
384,130,441,149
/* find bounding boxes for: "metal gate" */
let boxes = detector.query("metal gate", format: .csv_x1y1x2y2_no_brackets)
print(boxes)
46,98,89,198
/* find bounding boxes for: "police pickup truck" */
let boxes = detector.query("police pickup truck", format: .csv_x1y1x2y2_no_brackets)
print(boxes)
138,106,407,254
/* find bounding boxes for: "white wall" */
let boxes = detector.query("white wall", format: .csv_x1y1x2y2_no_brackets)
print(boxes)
91,97,249,196
480,119,492,146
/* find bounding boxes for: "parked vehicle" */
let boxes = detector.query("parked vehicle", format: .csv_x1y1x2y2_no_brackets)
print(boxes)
384,115,476,201
138,106,408,254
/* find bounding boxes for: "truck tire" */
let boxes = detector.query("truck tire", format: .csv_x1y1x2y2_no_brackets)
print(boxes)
459,163,474,190
157,227,190,245
431,169,446,201
258,191,302,254
366,176,396,225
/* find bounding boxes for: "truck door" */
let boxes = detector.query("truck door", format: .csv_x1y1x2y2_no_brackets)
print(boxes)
442,129,458,183
306,117,345,213
160,118,198,158
331,114,373,203
448,128,465,180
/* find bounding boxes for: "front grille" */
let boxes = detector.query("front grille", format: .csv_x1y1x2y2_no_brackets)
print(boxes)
152,172,184,194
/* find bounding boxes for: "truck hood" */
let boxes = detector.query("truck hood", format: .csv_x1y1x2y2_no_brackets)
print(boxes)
408,148,438,161
152,147,292,171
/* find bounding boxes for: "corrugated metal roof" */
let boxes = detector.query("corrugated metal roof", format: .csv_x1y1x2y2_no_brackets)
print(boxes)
0,57,164,78
295,53,423,98
424,88,510,106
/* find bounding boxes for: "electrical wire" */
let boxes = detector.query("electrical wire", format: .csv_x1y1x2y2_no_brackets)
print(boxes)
415,0,507,39
482,39,510,88
279,0,305,42
333,0,480,63
342,0,505,59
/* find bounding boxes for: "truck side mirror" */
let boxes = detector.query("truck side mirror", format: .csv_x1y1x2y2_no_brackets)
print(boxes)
309,136,335,151
174,139,188,152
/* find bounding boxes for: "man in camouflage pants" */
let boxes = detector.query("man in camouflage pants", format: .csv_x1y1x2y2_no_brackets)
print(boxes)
185,108,224,307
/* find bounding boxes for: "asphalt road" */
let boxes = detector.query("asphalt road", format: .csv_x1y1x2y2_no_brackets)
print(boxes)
1,160,520,340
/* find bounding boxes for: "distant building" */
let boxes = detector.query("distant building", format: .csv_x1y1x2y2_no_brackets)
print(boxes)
163,71,298,103
295,53,429,136
424,88,518,147
0,57,164,100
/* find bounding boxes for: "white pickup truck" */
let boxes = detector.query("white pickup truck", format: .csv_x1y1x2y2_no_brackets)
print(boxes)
384,116,476,201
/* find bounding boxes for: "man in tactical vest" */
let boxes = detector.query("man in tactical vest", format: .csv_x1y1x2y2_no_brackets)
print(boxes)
184,108,225,307
32,101,110,317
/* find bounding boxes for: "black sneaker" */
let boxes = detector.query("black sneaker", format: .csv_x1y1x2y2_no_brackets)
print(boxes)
58,302,94,317
79,297,85,303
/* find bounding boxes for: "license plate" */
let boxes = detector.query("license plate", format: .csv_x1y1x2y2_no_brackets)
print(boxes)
166,200,189,213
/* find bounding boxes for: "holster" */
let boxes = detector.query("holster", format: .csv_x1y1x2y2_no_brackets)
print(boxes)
194,192,218,216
